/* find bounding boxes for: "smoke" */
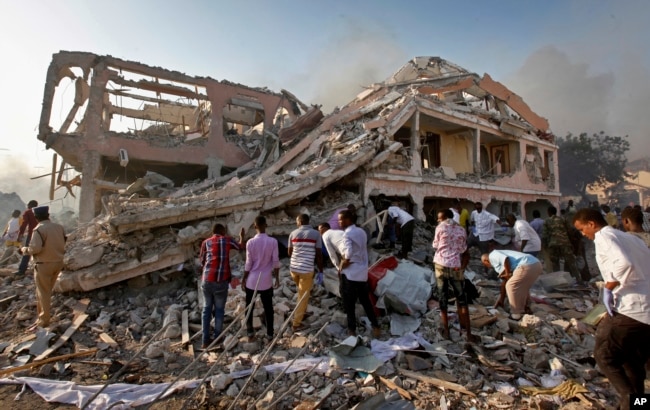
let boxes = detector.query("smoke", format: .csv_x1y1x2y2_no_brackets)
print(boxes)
0,154,64,212
289,18,409,112
507,48,650,162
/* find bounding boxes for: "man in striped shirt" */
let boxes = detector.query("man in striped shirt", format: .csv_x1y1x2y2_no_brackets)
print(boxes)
199,223,245,349
288,214,323,332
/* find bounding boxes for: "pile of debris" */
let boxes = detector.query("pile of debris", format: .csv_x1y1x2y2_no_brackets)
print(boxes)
0,242,624,409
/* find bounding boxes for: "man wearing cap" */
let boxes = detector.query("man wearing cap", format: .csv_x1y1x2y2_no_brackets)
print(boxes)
15,200,38,276
20,206,66,330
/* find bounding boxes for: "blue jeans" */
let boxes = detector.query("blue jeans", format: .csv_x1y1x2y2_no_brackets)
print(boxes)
201,280,229,345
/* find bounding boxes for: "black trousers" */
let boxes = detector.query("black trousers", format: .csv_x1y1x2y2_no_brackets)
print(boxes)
245,287,274,337
340,274,379,332
594,313,650,410
400,220,415,255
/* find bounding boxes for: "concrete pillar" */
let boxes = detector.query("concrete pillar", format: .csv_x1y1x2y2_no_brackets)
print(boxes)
79,151,102,223
411,192,425,221
473,128,480,173
410,112,421,176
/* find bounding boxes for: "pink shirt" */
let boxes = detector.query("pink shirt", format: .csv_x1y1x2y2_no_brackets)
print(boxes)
432,220,467,268
244,233,280,291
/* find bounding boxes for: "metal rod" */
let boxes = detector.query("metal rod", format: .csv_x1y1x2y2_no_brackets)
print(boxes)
81,322,171,410
252,321,330,407
180,274,263,410
267,360,324,408
144,298,250,408
225,290,310,410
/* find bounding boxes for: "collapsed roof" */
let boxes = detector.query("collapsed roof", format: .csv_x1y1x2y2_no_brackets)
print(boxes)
37,54,559,292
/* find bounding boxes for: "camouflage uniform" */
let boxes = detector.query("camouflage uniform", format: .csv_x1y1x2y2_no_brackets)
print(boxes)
542,215,581,281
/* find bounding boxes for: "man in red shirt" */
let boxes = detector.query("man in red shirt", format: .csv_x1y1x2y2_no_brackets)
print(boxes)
199,223,245,349
16,200,38,276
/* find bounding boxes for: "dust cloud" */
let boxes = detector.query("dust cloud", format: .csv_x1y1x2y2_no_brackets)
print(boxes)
289,18,408,113
0,154,63,212
507,49,650,161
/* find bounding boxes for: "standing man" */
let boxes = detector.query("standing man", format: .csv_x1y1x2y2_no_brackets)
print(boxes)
20,206,66,330
338,209,381,337
573,209,650,410
468,202,500,255
481,250,542,321
529,210,544,237
243,216,280,341
566,200,577,217
542,206,580,281
387,203,415,259
450,199,469,233
506,214,541,257
602,205,618,227
318,222,345,269
1,210,22,265
288,214,323,332
327,204,356,230
621,207,650,247
199,223,245,349
432,209,476,341
16,200,38,276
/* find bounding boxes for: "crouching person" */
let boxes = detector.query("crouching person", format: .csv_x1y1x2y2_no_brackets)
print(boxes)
481,250,542,320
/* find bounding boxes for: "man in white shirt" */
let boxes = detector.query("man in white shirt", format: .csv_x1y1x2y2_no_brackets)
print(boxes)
468,202,500,255
505,214,541,257
1,210,22,265
387,205,415,259
573,208,650,410
318,222,345,268
338,209,381,338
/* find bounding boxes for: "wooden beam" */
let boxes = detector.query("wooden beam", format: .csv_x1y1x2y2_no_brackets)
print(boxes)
379,376,412,400
398,369,476,397
0,349,97,377
99,333,118,348
34,314,89,361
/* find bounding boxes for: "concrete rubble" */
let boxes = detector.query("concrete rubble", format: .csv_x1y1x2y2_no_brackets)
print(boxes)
0,244,626,409
0,53,628,408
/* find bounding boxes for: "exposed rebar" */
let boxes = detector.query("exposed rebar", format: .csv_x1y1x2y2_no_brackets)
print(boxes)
81,321,171,410
252,320,330,407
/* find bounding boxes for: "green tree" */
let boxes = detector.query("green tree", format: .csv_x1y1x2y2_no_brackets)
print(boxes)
557,132,630,201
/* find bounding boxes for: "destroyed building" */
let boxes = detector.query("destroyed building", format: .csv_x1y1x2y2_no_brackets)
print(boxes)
36,52,560,292
0,52,623,410
38,51,323,223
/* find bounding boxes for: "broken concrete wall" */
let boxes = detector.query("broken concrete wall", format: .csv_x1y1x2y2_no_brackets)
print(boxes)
38,51,319,222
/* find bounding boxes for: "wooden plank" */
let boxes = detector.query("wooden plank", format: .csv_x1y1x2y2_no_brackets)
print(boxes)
0,348,97,377
398,369,476,397
35,314,89,361
0,295,18,309
99,333,118,348
181,310,189,345
72,298,91,315
379,376,412,400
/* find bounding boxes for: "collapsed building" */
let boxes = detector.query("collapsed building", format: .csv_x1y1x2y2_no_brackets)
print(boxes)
36,52,560,292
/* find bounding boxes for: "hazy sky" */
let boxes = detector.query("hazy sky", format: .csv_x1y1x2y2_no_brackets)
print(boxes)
1,0,649,211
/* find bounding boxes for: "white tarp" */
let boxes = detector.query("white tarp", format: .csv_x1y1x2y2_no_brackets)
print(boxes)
374,260,431,315
0,358,332,409
0,377,199,410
